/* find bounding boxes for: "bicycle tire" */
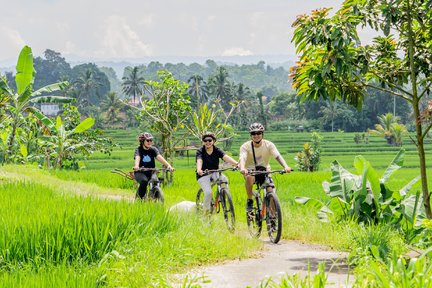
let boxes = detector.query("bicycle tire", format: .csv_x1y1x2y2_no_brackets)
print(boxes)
247,191,262,238
151,186,165,203
196,188,205,213
220,188,235,232
266,192,282,243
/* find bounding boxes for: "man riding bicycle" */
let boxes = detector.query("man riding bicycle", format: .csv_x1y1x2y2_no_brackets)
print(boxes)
133,132,174,199
196,132,238,213
239,123,292,212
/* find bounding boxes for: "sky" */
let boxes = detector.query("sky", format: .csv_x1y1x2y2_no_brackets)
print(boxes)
0,0,348,65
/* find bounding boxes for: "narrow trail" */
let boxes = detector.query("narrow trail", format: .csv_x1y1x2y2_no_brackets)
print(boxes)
187,240,352,288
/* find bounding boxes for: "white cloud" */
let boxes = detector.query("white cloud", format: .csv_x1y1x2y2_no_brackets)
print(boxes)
222,47,254,57
96,15,152,58
0,25,26,52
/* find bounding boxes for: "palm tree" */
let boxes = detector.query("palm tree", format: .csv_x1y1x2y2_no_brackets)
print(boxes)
207,67,232,112
101,92,124,125
122,66,145,105
187,74,207,107
74,70,100,106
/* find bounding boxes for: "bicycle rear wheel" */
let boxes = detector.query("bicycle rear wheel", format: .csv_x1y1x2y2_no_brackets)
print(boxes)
220,188,235,232
151,186,165,203
247,191,262,238
266,192,282,243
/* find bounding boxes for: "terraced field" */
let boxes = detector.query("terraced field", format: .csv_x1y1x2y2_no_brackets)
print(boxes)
87,129,432,171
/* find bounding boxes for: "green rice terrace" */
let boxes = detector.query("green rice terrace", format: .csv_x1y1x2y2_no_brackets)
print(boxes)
1,129,432,287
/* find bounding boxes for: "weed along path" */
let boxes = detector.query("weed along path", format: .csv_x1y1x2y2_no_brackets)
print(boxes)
188,240,352,288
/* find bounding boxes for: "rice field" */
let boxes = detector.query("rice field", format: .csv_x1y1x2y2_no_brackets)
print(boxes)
1,129,430,286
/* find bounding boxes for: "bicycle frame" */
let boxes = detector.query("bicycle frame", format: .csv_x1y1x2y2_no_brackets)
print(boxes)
203,167,235,211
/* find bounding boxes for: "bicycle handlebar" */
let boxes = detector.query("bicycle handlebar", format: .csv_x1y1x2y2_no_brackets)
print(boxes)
134,167,174,172
246,169,293,176
202,167,239,175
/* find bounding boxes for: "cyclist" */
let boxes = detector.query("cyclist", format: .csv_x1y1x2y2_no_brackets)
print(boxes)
133,132,174,199
196,132,238,213
239,123,292,212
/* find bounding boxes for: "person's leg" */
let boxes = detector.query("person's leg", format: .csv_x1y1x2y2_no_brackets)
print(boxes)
134,172,149,199
198,174,213,212
245,175,255,211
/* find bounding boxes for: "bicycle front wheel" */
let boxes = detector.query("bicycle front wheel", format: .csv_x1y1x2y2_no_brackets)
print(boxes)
220,188,235,232
151,186,165,204
266,193,282,243
247,191,262,238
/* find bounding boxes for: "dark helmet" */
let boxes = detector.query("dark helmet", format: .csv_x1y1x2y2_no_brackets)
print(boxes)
138,132,153,143
249,122,265,133
202,131,216,141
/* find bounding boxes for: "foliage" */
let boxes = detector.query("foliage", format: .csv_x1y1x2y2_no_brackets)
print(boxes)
291,0,432,217
137,70,192,165
0,46,72,164
185,103,237,144
122,66,145,104
368,113,407,146
354,133,369,144
353,249,432,288
296,149,425,242
295,132,323,172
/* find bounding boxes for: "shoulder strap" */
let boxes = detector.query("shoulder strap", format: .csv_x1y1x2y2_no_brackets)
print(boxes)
251,141,257,166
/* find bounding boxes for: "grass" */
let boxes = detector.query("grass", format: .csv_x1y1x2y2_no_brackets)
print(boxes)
2,129,431,286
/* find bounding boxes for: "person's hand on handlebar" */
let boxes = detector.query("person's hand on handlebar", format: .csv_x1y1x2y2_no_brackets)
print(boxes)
240,168,249,176
133,166,140,171
197,169,204,176
283,166,293,173
166,165,175,172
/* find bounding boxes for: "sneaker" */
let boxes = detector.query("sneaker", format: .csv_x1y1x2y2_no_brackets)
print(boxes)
246,199,254,212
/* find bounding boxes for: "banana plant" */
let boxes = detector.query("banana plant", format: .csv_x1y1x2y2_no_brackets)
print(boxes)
296,149,424,240
34,111,95,169
0,46,72,163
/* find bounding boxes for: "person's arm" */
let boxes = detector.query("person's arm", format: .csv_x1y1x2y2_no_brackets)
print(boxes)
156,155,174,171
222,154,238,167
270,142,292,172
239,143,249,175
196,158,204,176
134,156,140,170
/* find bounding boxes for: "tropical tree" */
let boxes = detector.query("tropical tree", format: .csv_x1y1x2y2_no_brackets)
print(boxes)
187,74,207,107
369,113,407,145
73,70,100,106
0,46,71,163
101,92,124,126
207,67,232,112
291,0,432,217
122,66,145,104
133,70,191,167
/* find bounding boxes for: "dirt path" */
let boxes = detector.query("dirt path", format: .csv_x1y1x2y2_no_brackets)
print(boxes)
188,240,352,288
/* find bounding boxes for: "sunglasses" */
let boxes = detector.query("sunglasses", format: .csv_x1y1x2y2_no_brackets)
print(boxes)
250,132,263,136
203,138,213,143
145,139,153,142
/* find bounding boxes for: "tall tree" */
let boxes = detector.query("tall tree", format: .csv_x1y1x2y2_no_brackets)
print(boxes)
207,67,232,112
122,66,145,104
291,0,432,217
187,74,207,107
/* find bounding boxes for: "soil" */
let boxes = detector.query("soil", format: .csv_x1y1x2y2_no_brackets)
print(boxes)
187,240,352,288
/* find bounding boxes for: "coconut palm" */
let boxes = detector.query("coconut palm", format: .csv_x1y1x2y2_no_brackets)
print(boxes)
187,74,207,107
122,66,145,105
207,67,232,112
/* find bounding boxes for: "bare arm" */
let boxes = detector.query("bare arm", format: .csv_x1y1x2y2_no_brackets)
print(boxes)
134,156,140,170
156,155,174,170
222,155,238,167
275,155,292,172
196,158,203,176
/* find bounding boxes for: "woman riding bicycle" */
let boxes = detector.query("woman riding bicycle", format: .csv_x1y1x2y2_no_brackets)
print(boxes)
196,132,238,213
134,132,174,200
239,123,292,212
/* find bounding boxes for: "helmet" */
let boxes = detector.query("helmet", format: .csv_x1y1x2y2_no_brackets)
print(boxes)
249,122,265,133
202,131,216,141
138,132,153,142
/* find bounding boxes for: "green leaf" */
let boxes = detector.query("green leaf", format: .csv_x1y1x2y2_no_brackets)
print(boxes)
56,116,62,130
381,148,404,183
73,118,95,133
15,46,35,95
20,144,28,158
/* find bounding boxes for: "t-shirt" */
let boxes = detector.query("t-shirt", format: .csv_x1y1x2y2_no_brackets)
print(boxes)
134,146,160,169
195,146,226,179
239,140,281,169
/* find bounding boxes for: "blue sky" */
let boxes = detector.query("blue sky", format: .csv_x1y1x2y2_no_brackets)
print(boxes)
1,0,346,63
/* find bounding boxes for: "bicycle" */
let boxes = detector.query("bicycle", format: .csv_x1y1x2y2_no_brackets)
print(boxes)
195,167,237,232
111,167,169,203
245,169,288,244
